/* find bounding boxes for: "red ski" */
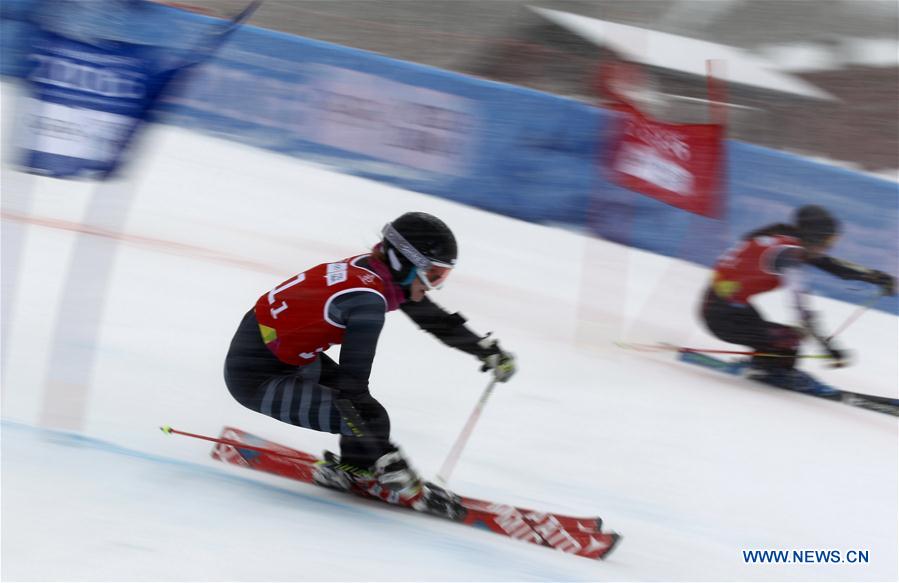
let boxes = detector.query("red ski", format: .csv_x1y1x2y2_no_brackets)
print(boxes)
162,425,621,560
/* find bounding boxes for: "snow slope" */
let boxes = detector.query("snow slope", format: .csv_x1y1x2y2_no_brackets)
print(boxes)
2,107,897,581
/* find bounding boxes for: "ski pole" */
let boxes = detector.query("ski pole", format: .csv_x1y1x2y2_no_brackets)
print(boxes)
826,290,884,342
160,425,313,463
435,378,497,486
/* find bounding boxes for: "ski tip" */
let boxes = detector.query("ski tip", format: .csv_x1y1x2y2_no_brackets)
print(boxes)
600,532,622,561
160,425,173,435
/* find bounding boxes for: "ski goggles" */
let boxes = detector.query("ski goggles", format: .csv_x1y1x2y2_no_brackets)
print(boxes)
418,263,452,290
382,223,454,290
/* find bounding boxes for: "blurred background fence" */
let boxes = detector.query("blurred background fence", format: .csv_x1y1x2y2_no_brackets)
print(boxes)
2,0,896,314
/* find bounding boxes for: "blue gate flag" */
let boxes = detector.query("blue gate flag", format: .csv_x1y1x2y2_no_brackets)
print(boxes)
16,0,260,179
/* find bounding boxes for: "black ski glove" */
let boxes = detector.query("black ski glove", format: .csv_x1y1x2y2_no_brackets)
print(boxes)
823,343,850,368
477,336,517,383
862,270,896,296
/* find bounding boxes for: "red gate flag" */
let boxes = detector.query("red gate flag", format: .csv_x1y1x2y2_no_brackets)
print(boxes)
600,62,726,218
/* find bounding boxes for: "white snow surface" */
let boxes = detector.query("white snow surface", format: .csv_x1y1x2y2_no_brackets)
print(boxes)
2,110,897,581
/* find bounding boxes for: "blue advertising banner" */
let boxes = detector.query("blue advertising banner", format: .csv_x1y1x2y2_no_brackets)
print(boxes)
14,0,259,179
17,28,179,178
2,2,895,313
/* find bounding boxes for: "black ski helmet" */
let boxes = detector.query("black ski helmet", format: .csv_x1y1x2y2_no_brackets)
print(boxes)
794,205,840,246
381,212,457,287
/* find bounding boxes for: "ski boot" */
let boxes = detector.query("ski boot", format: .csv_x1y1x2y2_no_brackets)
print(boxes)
417,481,466,520
370,449,465,519
313,451,373,492
369,448,425,504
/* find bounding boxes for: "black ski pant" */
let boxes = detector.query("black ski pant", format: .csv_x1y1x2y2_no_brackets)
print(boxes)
701,289,801,371
224,309,392,468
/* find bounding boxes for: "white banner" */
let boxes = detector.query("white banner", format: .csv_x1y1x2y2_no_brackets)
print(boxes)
307,66,477,175
18,98,134,164
615,142,694,195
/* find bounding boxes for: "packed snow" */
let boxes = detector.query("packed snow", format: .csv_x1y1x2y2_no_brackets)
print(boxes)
2,111,897,581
